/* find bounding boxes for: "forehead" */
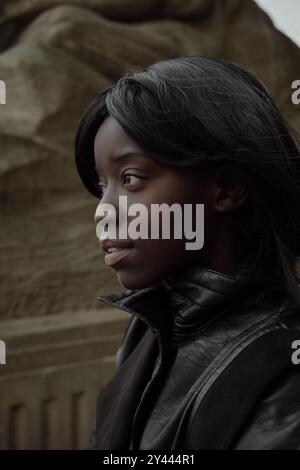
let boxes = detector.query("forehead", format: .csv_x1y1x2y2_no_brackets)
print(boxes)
94,116,141,159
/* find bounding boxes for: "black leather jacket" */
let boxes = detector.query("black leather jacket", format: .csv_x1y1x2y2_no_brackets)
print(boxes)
86,263,300,450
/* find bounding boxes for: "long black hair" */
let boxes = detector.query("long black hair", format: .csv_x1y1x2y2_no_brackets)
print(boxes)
75,56,300,309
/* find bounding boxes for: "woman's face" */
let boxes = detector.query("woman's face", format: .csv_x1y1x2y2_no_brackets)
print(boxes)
93,116,225,290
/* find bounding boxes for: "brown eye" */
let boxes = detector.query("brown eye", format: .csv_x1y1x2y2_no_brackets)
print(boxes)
122,173,145,187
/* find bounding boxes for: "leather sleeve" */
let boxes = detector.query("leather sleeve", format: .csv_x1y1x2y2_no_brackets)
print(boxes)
234,367,300,449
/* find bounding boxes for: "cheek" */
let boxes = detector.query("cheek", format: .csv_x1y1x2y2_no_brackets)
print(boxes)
134,174,187,208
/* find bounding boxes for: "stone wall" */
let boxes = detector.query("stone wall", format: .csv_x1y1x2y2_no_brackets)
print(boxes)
0,0,300,319
0,0,300,450
0,308,129,449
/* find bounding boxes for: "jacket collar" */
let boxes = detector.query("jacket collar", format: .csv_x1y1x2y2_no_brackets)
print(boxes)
97,261,268,347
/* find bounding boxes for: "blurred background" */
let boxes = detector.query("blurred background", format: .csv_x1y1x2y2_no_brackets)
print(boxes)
0,0,300,450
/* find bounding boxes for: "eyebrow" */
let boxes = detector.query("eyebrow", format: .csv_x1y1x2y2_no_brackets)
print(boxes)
95,151,149,175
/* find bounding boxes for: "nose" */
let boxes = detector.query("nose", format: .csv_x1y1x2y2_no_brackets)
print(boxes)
94,187,119,225
94,201,117,225
94,210,102,225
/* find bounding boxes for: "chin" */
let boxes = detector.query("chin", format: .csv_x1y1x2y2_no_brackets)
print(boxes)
116,270,162,291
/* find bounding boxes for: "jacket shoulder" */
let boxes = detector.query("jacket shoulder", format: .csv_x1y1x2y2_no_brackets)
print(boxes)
234,366,300,449
185,324,300,449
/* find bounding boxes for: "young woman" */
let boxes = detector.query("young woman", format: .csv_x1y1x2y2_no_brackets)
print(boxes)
75,56,300,450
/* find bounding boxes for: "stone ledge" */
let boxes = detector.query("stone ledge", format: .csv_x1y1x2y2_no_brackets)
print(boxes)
0,308,130,375
0,308,131,449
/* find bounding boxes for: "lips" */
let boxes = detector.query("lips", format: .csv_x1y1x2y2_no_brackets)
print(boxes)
100,239,135,267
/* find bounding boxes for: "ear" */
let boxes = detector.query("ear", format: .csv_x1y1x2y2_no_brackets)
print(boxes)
213,163,249,213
